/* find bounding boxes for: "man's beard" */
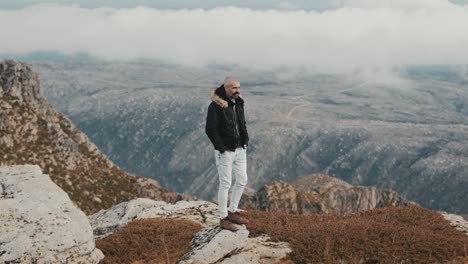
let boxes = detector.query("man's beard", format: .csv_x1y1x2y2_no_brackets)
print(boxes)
228,92,240,99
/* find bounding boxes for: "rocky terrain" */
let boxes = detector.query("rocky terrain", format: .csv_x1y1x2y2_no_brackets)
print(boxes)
0,164,290,263
90,198,291,264
32,61,468,214
0,60,182,214
2,164,467,263
3,60,468,263
240,174,415,214
0,165,103,263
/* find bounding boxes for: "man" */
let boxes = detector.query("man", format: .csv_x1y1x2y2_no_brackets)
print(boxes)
205,76,250,232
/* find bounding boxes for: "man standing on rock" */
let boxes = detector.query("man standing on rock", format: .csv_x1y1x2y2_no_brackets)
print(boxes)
205,76,250,232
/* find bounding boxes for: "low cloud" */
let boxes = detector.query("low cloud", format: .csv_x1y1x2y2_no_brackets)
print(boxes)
1,2,467,74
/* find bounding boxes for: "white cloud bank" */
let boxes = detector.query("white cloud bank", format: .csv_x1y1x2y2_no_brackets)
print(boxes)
1,1,468,73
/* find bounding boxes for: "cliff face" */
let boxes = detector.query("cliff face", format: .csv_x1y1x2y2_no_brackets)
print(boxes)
0,60,181,214
240,174,415,214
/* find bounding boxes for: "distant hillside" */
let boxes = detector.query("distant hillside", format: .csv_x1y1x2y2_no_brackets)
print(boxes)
240,174,415,214
33,61,468,214
0,60,182,214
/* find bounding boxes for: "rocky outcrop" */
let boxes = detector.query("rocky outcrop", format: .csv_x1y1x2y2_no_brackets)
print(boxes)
0,60,181,214
179,226,250,264
0,60,50,111
89,198,291,263
441,212,468,235
179,226,291,264
0,165,103,263
89,199,220,240
241,174,415,214
242,181,300,213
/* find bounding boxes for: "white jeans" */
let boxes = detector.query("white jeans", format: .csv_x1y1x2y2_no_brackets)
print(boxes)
215,147,248,219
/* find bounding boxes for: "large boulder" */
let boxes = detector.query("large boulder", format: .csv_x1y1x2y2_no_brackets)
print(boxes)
0,165,103,263
179,225,250,264
178,225,291,264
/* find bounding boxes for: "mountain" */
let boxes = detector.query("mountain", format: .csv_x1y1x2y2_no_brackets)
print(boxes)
240,174,415,214
0,60,182,214
31,60,468,214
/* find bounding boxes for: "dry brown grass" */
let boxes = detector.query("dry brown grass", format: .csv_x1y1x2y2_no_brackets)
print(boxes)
96,218,203,264
95,206,468,264
245,205,468,264
446,256,468,264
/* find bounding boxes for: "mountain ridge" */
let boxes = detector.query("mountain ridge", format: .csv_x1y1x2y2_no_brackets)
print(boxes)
0,60,183,214
31,61,468,213
240,174,415,214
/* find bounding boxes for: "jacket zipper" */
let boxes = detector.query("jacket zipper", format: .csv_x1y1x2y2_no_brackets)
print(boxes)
233,104,240,148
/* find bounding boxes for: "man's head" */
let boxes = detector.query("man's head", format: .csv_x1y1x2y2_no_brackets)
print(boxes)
224,76,241,99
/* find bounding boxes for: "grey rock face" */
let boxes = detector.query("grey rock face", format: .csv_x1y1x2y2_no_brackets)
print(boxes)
89,198,219,239
441,212,468,235
179,226,290,264
0,165,103,263
241,174,415,214
179,226,250,264
0,60,50,110
253,181,299,213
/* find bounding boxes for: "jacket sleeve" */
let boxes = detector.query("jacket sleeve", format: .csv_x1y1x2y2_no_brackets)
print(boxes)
205,103,226,152
240,105,249,147
243,123,249,147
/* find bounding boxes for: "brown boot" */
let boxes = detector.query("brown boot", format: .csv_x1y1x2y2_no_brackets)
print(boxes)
220,217,239,232
228,211,249,225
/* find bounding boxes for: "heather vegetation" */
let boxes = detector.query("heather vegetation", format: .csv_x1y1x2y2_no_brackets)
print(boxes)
446,256,468,264
95,218,202,264
0,95,143,214
245,206,468,264
92,206,468,263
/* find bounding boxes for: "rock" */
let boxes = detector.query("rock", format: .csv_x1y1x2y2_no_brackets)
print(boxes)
90,198,291,263
258,181,298,213
240,174,415,215
89,198,219,239
0,165,103,263
292,174,416,214
178,225,291,264
220,235,291,264
0,60,183,215
0,135,14,148
134,177,190,202
0,60,49,110
178,225,249,264
0,101,12,109
441,212,468,235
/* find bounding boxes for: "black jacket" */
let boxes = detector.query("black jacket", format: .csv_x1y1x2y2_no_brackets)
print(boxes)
205,85,249,152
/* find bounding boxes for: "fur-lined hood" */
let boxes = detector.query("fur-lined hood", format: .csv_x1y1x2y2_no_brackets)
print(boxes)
211,85,244,108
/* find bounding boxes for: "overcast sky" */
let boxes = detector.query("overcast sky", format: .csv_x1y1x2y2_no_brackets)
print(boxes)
1,0,467,10
1,0,468,74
